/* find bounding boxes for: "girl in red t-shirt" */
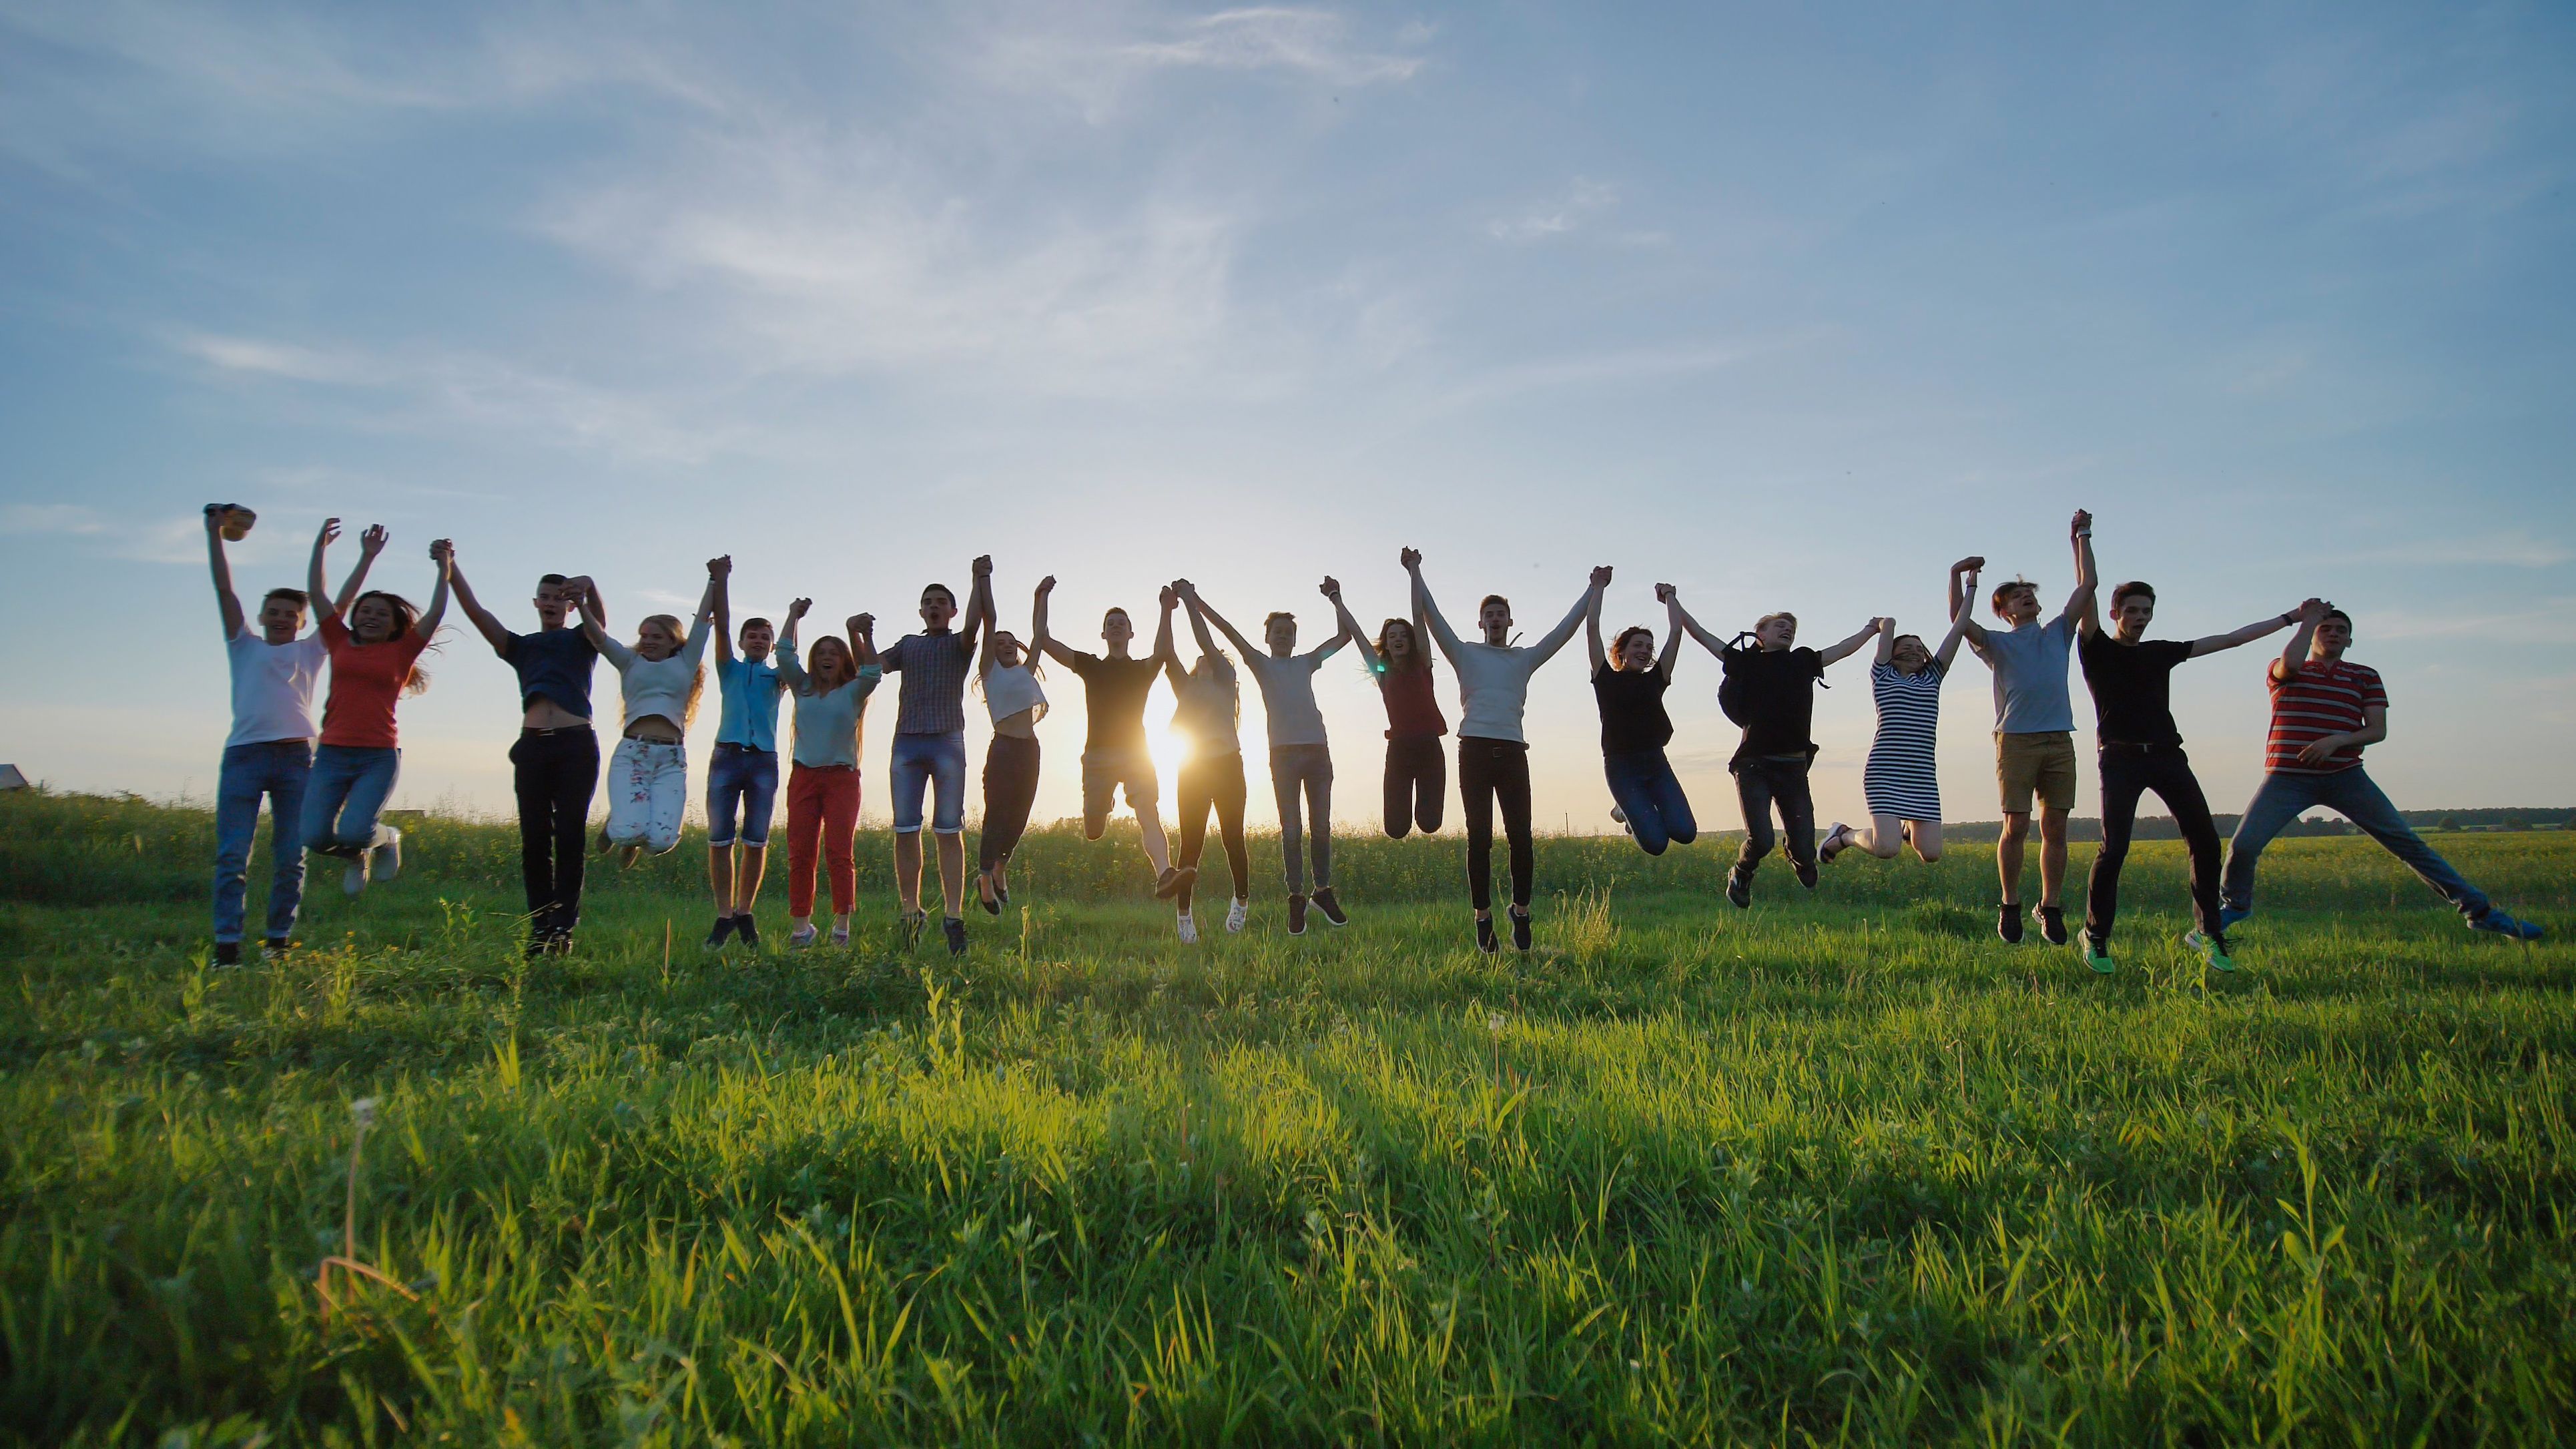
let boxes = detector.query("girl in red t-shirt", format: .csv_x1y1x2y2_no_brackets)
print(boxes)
1326,580,1447,839
298,520,447,898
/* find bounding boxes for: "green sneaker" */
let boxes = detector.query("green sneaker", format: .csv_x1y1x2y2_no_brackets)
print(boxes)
2184,930,2236,972
2081,931,2116,974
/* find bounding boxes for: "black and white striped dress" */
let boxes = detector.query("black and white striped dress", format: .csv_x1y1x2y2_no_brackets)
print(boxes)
1863,661,1944,822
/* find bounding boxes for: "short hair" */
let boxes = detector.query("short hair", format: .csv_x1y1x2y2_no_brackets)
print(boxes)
1264,611,1295,631
2320,609,2352,629
260,587,309,609
537,573,569,589
920,583,957,607
2111,581,2156,609
740,616,773,633
1990,578,2038,617
1103,606,1131,622
1756,611,1797,633
1478,594,1510,615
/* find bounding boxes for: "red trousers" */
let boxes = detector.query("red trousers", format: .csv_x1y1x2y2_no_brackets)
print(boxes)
785,763,861,916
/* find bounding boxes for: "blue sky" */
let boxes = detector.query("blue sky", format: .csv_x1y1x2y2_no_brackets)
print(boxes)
3,1,2571,834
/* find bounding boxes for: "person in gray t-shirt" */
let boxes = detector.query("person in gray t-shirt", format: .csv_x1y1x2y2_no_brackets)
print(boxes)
1950,510,2098,946
1173,579,1353,936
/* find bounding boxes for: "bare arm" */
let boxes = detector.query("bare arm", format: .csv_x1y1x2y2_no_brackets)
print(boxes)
416,539,453,639
1325,579,1379,674
678,568,719,663
2272,597,2325,681
1403,549,1466,663
1584,579,1608,671
848,613,878,668
1178,588,1223,661
710,557,733,667
1154,587,1181,671
333,523,386,617
1030,576,1082,668
306,519,339,623
1817,618,1881,667
1177,582,1257,659
2296,703,2387,766
2191,602,2307,659
1948,557,1989,648
1664,589,1730,657
444,551,514,655
573,583,616,658
1934,578,1977,669
2069,511,2101,636
1655,585,1686,675
961,555,993,658
1874,616,1897,667
206,509,246,639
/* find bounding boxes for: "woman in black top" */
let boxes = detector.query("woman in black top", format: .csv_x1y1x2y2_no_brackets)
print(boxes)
1587,584,1696,854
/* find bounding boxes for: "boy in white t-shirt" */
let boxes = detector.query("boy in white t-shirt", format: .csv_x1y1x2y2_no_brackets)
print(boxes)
206,506,374,964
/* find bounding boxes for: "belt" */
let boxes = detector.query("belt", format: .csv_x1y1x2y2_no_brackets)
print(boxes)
521,724,593,738
2100,739,2184,754
714,742,775,754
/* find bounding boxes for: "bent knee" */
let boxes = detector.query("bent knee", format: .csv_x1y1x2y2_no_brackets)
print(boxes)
1668,826,1698,846
1638,837,1670,856
1915,845,1943,864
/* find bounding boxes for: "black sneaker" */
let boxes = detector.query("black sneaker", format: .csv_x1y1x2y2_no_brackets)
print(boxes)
1288,894,1309,935
212,940,242,967
1154,866,1197,900
944,917,968,957
977,870,1002,916
1793,858,1819,890
1475,914,1500,953
733,913,760,948
262,936,291,962
1509,908,1532,952
1997,903,2025,944
2033,905,2067,946
704,916,737,951
1312,887,1348,926
1725,866,1751,910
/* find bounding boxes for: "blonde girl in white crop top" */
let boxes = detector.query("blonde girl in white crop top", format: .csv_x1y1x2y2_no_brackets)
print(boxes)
579,560,717,861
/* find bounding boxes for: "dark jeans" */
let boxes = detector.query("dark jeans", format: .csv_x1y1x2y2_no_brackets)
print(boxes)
510,728,598,937
2087,743,2222,944
979,734,1042,872
1177,748,1251,908
212,740,312,944
1606,747,1696,856
2222,766,2489,922
1271,742,1333,893
1383,734,1446,837
1459,736,1533,912
302,745,400,856
1732,754,1815,876
705,745,778,848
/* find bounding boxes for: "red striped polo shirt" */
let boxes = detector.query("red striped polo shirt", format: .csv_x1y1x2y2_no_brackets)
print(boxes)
2265,658,2386,774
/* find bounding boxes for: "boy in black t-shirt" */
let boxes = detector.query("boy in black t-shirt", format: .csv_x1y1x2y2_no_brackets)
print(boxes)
1032,577,1194,900
1670,595,1880,907
2075,548,2314,974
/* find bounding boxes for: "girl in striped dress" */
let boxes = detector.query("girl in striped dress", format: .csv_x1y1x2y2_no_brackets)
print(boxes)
1823,600,1975,865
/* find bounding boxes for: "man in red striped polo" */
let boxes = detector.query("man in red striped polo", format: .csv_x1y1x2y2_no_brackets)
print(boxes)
2219,601,2543,940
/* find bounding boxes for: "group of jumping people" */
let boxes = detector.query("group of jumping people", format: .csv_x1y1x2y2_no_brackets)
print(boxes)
203,505,2544,969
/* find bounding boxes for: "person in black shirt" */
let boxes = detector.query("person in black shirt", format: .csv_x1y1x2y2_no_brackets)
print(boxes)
2076,556,2314,974
1032,576,1194,900
1670,596,1880,906
1586,583,1695,854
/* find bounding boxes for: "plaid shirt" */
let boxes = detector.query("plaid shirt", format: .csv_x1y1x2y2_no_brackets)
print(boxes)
878,629,975,735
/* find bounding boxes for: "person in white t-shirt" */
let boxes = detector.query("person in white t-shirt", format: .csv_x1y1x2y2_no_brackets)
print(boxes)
205,505,374,965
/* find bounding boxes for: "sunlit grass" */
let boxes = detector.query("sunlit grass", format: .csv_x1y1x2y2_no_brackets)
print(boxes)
3,789,2571,1444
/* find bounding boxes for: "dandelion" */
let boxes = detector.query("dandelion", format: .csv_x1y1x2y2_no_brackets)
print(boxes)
350,1097,379,1131
1487,1012,1506,1035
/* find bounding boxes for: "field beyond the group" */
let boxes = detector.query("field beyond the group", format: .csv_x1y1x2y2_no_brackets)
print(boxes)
5,791,2572,1445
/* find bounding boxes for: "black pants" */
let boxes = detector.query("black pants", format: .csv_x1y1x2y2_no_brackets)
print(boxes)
1383,734,1447,837
1732,754,1817,876
2087,743,2222,944
1459,736,1532,912
1177,749,1251,908
510,727,599,937
979,734,1042,872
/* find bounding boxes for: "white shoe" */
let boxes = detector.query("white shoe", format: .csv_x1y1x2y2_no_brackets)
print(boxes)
342,858,368,897
370,827,402,886
1177,910,1199,944
1819,821,1850,865
789,923,818,948
1226,897,1248,933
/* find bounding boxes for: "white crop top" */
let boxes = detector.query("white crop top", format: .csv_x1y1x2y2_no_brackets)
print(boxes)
984,662,1048,723
599,616,712,731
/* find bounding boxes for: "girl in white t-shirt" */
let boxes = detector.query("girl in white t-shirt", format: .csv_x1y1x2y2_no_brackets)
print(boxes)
579,559,718,862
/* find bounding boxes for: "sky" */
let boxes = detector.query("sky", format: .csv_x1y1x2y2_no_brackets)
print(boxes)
3,0,2572,843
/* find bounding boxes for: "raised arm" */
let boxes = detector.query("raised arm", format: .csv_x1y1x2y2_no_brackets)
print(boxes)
1663,587,1730,658
306,518,339,623
1655,584,1686,675
961,555,994,657
205,508,246,639
1403,548,1466,663
1526,566,1608,667
1584,577,1607,671
1029,576,1082,668
417,539,452,639
333,524,386,617
1323,578,1379,674
2271,597,2325,682
677,565,719,664
1947,557,1990,648
774,599,809,689
573,581,619,661
1154,587,1181,671
444,549,514,654
2069,511,2101,636
1175,581,1257,660
1934,573,1978,669
1817,617,1882,667
2192,599,2311,659
710,556,734,667
1874,615,1897,667
848,612,878,668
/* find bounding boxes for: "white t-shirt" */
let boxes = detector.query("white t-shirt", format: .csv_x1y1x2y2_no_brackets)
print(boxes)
225,631,328,748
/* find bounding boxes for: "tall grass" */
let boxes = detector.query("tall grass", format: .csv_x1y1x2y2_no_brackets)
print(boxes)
3,790,2571,1444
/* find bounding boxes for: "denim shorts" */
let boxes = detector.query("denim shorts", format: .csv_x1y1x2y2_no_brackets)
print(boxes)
888,731,967,834
705,746,779,847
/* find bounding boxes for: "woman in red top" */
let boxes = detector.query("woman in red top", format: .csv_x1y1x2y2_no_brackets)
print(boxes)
1326,580,1447,837
299,520,448,898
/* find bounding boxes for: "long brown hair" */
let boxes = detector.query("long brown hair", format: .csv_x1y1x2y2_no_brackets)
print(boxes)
801,634,858,695
350,589,434,695
1375,617,1431,676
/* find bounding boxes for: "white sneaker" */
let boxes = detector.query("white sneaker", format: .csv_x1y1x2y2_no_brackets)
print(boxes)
1819,821,1850,865
1226,897,1249,933
370,827,402,886
1177,910,1199,944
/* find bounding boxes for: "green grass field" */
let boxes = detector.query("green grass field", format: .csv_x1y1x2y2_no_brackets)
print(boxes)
5,789,2573,1446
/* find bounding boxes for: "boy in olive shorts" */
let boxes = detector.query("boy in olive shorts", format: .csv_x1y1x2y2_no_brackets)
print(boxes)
1948,510,2096,944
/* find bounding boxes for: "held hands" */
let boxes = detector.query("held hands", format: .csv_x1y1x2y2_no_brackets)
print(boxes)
1654,582,1675,603
428,538,453,567
1159,585,1179,612
1320,575,1340,601
1169,577,1198,601
1589,565,1614,589
972,555,993,579
847,613,874,641
2298,597,2328,625
359,524,388,557
1953,555,1986,574
2071,510,2093,539
1399,546,1422,570
707,555,731,579
786,597,812,621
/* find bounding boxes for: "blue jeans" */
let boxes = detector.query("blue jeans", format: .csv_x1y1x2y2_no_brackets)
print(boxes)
890,731,967,834
213,740,312,943
706,746,779,847
301,745,401,856
1606,747,1698,856
2222,766,2489,922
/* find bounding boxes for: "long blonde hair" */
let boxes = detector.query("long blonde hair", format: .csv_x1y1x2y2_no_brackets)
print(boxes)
639,613,705,725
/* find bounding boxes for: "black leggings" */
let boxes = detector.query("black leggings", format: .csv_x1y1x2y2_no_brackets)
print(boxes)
1177,750,1251,909
510,728,599,936
1732,754,1816,876
979,734,1042,872
1383,735,1446,837
2086,743,2222,944
1458,736,1532,912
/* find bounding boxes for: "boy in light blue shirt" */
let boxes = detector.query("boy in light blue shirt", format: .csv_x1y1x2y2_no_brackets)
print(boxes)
705,557,783,950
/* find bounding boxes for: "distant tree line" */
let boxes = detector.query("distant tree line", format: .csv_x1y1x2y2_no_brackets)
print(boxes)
1941,807,2576,844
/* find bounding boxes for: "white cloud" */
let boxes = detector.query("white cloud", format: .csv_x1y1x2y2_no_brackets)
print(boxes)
1120,8,1423,85
3,502,109,535
1486,178,1620,242
970,5,1426,121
